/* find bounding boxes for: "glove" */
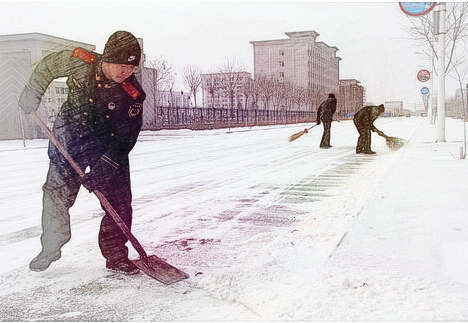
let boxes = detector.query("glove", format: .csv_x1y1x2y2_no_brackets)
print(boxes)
80,154,119,192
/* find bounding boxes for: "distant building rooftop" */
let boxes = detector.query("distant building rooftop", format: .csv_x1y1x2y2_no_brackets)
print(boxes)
0,32,95,50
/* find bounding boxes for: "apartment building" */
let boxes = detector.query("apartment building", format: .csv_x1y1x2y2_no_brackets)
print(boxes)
250,31,340,107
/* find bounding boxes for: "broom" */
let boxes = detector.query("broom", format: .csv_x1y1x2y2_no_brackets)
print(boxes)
374,128,406,151
288,123,318,142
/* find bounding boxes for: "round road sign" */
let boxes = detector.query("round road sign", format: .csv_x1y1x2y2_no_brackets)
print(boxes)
399,2,436,17
417,69,431,82
421,87,429,95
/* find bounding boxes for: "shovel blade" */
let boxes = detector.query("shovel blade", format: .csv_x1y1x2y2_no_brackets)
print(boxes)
132,255,189,285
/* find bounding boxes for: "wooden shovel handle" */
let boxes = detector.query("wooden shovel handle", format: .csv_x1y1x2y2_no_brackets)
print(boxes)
31,112,148,259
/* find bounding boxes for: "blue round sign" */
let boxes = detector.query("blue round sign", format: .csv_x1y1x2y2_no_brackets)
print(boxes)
421,87,429,95
399,2,436,17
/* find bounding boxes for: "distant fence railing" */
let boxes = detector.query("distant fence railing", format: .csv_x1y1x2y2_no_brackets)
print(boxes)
143,107,323,130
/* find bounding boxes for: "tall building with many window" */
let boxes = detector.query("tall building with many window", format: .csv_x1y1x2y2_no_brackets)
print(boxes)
250,31,340,106
338,79,365,117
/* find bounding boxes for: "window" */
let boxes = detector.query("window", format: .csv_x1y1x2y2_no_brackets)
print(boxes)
279,72,284,78
56,88,60,94
279,49,284,56
279,61,284,67
60,88,65,94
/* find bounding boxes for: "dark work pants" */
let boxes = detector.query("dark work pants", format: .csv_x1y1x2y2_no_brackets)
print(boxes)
40,160,133,264
319,120,331,147
355,127,372,153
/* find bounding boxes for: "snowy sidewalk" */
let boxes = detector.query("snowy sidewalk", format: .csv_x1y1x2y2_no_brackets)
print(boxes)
201,118,468,321
294,119,468,320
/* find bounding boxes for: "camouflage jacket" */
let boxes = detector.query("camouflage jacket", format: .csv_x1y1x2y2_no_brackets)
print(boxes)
353,106,381,130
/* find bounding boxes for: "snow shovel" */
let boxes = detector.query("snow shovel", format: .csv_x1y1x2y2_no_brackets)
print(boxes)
288,123,318,142
374,128,406,151
31,112,189,284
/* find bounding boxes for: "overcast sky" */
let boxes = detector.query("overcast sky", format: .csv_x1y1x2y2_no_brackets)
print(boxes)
1,1,465,109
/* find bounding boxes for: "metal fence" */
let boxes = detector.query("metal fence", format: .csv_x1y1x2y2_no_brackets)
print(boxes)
143,107,320,130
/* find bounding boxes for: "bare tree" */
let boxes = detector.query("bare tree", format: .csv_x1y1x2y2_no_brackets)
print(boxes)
283,82,295,111
405,3,468,73
251,77,262,110
167,73,177,108
449,55,468,118
306,88,316,112
454,71,468,120
257,74,276,110
240,77,253,110
145,56,174,89
145,56,174,109
292,86,308,111
449,57,468,158
218,59,245,110
203,73,218,108
271,79,283,112
309,88,325,111
183,65,202,107
281,82,294,111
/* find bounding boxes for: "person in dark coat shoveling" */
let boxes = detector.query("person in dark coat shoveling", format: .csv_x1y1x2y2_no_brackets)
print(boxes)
19,31,146,275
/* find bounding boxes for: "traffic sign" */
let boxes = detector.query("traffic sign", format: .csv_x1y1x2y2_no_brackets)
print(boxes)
417,69,431,82
399,2,436,17
421,87,429,95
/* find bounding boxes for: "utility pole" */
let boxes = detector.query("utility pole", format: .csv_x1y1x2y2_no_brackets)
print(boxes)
464,83,467,158
436,2,446,142
429,38,436,125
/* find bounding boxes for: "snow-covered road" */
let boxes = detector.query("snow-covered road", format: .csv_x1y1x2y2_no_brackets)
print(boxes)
1,117,467,321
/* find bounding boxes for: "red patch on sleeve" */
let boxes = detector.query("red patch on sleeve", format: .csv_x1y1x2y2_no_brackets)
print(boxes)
121,81,140,100
72,48,96,64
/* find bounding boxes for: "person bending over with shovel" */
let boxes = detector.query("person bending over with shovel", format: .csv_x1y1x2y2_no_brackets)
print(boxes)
353,104,385,154
19,31,146,275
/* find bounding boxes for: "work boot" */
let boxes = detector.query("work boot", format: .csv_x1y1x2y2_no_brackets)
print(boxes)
29,250,61,272
363,150,376,154
106,259,140,275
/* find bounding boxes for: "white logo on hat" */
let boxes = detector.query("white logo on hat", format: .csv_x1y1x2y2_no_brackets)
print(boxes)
128,56,136,62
